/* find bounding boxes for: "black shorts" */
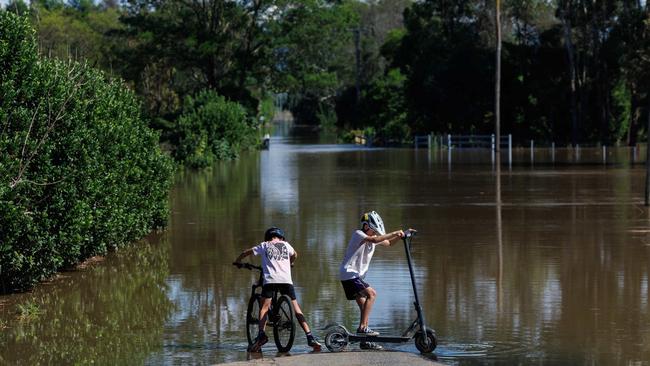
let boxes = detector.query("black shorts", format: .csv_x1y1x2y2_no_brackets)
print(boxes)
341,277,370,300
261,283,296,300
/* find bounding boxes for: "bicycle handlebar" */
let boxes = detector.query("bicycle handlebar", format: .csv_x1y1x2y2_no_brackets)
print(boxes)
232,262,262,271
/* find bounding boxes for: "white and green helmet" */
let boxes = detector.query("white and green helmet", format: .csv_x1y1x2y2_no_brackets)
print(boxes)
361,211,385,235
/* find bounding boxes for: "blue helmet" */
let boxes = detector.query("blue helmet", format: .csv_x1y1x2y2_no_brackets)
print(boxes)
264,227,285,241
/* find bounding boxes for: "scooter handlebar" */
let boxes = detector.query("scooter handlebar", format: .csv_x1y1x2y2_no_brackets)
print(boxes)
403,228,417,238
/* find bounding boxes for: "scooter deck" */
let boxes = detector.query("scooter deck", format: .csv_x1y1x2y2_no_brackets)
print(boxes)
348,334,411,343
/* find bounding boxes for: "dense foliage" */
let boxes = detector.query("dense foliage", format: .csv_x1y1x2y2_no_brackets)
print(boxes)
272,0,358,125
355,0,650,146
172,90,257,168
0,12,174,292
5,0,650,145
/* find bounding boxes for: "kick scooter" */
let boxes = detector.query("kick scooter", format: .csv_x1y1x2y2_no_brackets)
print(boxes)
323,229,437,353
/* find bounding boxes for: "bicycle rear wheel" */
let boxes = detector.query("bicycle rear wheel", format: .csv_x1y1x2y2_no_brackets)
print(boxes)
272,295,295,352
246,294,261,346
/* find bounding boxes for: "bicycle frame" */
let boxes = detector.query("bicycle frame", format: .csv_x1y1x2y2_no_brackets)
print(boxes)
250,269,263,300
246,264,283,327
237,262,296,352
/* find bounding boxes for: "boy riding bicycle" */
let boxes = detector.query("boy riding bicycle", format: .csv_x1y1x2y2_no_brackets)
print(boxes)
339,211,404,350
234,227,321,352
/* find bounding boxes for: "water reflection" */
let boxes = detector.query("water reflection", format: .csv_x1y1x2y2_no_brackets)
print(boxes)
261,142,298,215
496,156,503,314
0,235,172,365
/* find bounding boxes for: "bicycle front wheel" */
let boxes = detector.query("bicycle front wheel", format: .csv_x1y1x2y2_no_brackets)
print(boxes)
246,294,261,346
272,295,295,352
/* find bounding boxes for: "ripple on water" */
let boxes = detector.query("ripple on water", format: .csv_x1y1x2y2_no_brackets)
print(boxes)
432,340,526,361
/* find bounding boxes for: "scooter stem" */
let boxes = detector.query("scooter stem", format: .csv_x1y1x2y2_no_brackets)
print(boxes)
403,234,427,333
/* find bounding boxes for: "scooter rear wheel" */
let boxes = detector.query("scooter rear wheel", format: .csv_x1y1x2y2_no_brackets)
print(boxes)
414,329,437,353
324,325,349,352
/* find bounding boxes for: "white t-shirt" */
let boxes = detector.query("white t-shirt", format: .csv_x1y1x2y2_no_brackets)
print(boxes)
339,230,377,281
252,240,295,285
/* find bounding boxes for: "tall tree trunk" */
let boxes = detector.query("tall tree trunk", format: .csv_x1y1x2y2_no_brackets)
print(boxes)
600,64,611,143
642,1,650,207
629,86,640,146
577,59,586,142
598,79,608,143
561,12,579,146
495,0,502,158
592,0,610,144
354,28,361,104
495,0,503,310
645,94,650,205
206,56,218,90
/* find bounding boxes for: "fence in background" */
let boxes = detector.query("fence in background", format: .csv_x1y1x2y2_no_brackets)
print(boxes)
414,133,646,166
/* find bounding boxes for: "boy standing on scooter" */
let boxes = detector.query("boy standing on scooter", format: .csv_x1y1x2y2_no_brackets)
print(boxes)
339,211,404,350
234,227,322,353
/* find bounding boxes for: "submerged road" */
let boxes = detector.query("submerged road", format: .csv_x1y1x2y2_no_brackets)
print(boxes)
219,351,444,365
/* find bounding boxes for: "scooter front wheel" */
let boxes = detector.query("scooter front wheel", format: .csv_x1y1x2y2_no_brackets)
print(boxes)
324,325,349,352
414,329,437,353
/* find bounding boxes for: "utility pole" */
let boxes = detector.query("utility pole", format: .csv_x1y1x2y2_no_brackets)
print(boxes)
645,95,650,206
495,0,504,313
495,0,502,162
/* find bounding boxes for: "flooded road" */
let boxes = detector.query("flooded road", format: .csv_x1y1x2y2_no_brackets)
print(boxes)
2,136,650,365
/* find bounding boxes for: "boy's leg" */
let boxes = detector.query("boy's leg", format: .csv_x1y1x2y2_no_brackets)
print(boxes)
258,297,272,333
291,300,311,333
249,297,271,352
356,287,377,331
289,291,321,350
355,295,366,319
355,288,383,350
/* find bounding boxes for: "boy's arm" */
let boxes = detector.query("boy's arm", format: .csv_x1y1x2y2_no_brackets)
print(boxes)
363,230,404,247
290,251,297,265
234,248,255,264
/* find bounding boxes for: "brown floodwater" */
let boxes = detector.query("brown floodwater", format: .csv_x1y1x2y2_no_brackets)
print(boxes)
2,135,650,365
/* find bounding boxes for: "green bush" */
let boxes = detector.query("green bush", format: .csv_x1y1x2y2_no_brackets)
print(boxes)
172,89,258,168
0,12,174,293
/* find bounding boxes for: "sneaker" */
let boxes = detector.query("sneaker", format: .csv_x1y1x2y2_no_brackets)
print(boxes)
360,341,384,350
247,332,268,352
356,326,379,337
307,336,322,351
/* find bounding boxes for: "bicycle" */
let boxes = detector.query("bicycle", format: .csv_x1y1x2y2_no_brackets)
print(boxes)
233,262,296,352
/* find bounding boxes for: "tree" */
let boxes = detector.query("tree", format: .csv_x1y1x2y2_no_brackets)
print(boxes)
392,0,494,134
118,0,277,113
495,0,502,155
273,0,358,124
5,0,29,16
